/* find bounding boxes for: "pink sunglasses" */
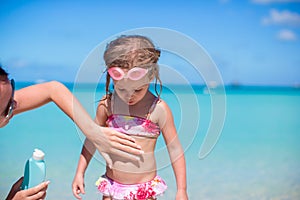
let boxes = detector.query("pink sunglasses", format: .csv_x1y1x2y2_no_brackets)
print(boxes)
107,67,149,81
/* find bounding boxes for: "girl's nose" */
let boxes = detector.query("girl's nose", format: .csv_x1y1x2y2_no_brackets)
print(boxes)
124,92,134,100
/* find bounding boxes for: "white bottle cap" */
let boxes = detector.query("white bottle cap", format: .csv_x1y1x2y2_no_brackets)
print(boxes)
32,149,45,161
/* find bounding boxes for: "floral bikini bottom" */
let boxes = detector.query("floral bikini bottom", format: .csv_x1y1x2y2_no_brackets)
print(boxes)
95,174,167,200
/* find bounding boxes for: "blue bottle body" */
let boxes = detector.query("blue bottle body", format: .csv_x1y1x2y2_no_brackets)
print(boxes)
21,149,46,189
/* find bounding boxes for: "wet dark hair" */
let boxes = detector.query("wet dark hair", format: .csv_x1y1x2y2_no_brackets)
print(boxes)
0,65,9,76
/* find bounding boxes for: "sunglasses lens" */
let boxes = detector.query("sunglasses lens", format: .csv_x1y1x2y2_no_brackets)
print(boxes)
7,104,13,118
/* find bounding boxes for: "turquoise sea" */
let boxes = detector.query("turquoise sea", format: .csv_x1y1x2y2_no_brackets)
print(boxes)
1,83,300,200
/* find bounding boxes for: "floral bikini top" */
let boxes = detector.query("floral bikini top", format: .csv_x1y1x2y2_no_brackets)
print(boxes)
106,97,161,138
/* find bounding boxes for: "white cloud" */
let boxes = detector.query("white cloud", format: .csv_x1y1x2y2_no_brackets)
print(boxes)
277,29,297,40
262,9,300,26
252,0,300,4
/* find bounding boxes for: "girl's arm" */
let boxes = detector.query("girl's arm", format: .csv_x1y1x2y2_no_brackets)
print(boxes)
158,100,188,200
72,100,107,199
72,138,96,199
14,81,143,164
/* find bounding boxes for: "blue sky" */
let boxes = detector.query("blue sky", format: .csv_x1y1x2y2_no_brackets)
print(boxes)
0,0,300,86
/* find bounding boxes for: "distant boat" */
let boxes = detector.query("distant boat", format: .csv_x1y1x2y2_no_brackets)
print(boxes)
228,81,242,89
203,81,218,94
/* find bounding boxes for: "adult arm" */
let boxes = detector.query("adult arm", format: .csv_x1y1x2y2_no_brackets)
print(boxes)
13,81,143,163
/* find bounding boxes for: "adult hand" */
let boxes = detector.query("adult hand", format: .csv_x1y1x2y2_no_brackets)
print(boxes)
6,177,50,200
89,126,143,168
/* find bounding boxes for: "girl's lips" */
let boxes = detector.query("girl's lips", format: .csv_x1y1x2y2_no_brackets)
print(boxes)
127,99,135,105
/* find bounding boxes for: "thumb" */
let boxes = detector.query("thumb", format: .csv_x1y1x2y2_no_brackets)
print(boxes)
101,152,113,168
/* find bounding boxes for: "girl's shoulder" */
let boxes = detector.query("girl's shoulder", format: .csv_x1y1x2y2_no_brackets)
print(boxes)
96,94,111,115
150,98,173,125
155,97,169,108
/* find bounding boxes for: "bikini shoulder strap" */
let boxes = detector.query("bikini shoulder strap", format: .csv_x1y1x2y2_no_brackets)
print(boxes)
147,97,160,119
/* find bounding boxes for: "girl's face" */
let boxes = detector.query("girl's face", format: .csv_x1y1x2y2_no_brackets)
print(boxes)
113,73,151,106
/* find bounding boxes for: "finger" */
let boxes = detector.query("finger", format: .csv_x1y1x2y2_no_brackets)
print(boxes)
111,132,144,152
72,186,80,198
111,148,142,162
79,183,85,194
74,191,82,199
95,142,142,162
115,136,142,150
27,181,50,196
29,189,46,200
72,185,77,195
101,152,113,168
113,141,144,155
112,131,136,143
72,186,82,199
40,190,47,199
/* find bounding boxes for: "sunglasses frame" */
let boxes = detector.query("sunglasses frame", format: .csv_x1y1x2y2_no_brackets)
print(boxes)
4,79,15,119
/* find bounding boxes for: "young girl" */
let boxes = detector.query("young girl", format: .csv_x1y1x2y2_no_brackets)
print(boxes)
72,35,188,200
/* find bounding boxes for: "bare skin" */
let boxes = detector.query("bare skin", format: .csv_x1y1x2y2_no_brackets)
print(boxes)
0,79,143,160
1,77,143,200
5,177,49,200
72,77,188,200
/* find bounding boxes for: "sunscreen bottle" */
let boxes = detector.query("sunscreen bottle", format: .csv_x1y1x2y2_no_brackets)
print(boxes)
21,149,46,189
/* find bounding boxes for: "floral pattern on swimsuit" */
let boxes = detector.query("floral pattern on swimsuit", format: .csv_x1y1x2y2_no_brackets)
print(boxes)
106,114,160,138
95,175,167,200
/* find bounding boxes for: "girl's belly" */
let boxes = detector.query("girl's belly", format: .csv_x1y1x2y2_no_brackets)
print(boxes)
106,137,157,184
